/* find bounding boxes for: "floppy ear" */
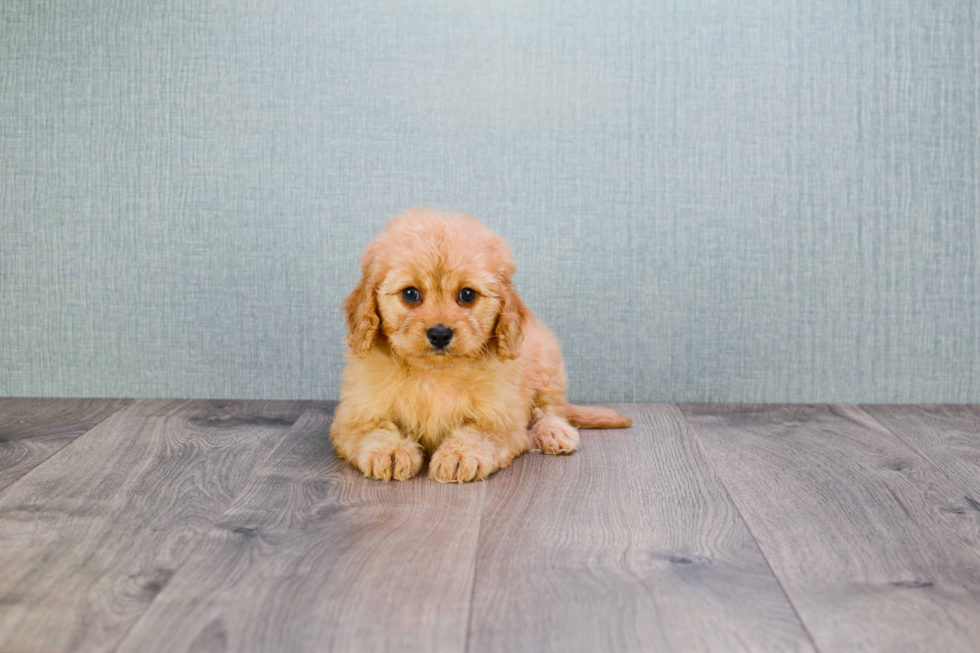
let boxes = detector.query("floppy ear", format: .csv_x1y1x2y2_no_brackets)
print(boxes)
342,272,380,357
494,282,531,360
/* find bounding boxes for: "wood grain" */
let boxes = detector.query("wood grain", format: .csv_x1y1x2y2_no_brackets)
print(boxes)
860,405,980,499
0,398,131,491
115,404,487,653
0,398,308,653
681,404,980,653
467,403,815,653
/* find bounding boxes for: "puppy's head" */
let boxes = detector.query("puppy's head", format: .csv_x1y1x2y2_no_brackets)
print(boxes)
343,209,529,364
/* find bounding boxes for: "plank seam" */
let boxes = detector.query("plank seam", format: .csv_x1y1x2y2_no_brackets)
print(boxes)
462,481,488,653
674,404,824,653
0,398,134,496
849,404,980,497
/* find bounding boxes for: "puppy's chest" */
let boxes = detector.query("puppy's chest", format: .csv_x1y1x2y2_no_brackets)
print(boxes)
392,376,478,439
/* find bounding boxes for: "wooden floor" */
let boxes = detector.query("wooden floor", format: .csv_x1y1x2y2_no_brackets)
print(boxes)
1,400,978,652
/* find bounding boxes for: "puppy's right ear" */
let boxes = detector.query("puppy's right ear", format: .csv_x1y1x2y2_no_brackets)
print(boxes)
342,271,380,357
494,282,531,360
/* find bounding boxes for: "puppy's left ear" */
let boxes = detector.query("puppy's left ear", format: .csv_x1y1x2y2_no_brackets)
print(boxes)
342,272,380,357
494,282,531,360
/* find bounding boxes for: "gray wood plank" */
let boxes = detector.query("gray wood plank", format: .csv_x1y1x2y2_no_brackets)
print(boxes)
115,404,487,653
468,404,815,653
860,405,980,500
0,397,131,491
0,398,308,653
681,404,980,653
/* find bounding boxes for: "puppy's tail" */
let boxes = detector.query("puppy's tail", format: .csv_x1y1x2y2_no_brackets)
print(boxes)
566,404,632,429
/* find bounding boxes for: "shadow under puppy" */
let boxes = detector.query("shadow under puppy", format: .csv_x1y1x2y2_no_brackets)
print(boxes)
331,210,631,483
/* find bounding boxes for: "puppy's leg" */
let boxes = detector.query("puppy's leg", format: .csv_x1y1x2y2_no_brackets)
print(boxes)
331,418,423,482
429,426,516,483
528,408,580,455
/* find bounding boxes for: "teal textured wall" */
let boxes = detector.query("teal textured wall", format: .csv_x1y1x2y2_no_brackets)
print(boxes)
2,0,978,402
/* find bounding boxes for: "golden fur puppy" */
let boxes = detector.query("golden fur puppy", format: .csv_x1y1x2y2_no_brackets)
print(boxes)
331,209,631,483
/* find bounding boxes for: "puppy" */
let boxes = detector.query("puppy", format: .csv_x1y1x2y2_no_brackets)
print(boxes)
330,209,631,483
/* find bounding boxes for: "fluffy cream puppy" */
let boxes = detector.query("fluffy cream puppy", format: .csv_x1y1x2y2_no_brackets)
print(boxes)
331,209,631,483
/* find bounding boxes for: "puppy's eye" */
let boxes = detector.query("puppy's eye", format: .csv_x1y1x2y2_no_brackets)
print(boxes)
458,288,477,304
401,287,421,303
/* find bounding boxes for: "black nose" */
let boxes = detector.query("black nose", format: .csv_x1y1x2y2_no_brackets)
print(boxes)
426,325,454,349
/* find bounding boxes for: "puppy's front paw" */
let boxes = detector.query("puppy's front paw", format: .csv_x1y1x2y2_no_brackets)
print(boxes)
529,415,579,454
429,439,498,483
356,437,423,481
